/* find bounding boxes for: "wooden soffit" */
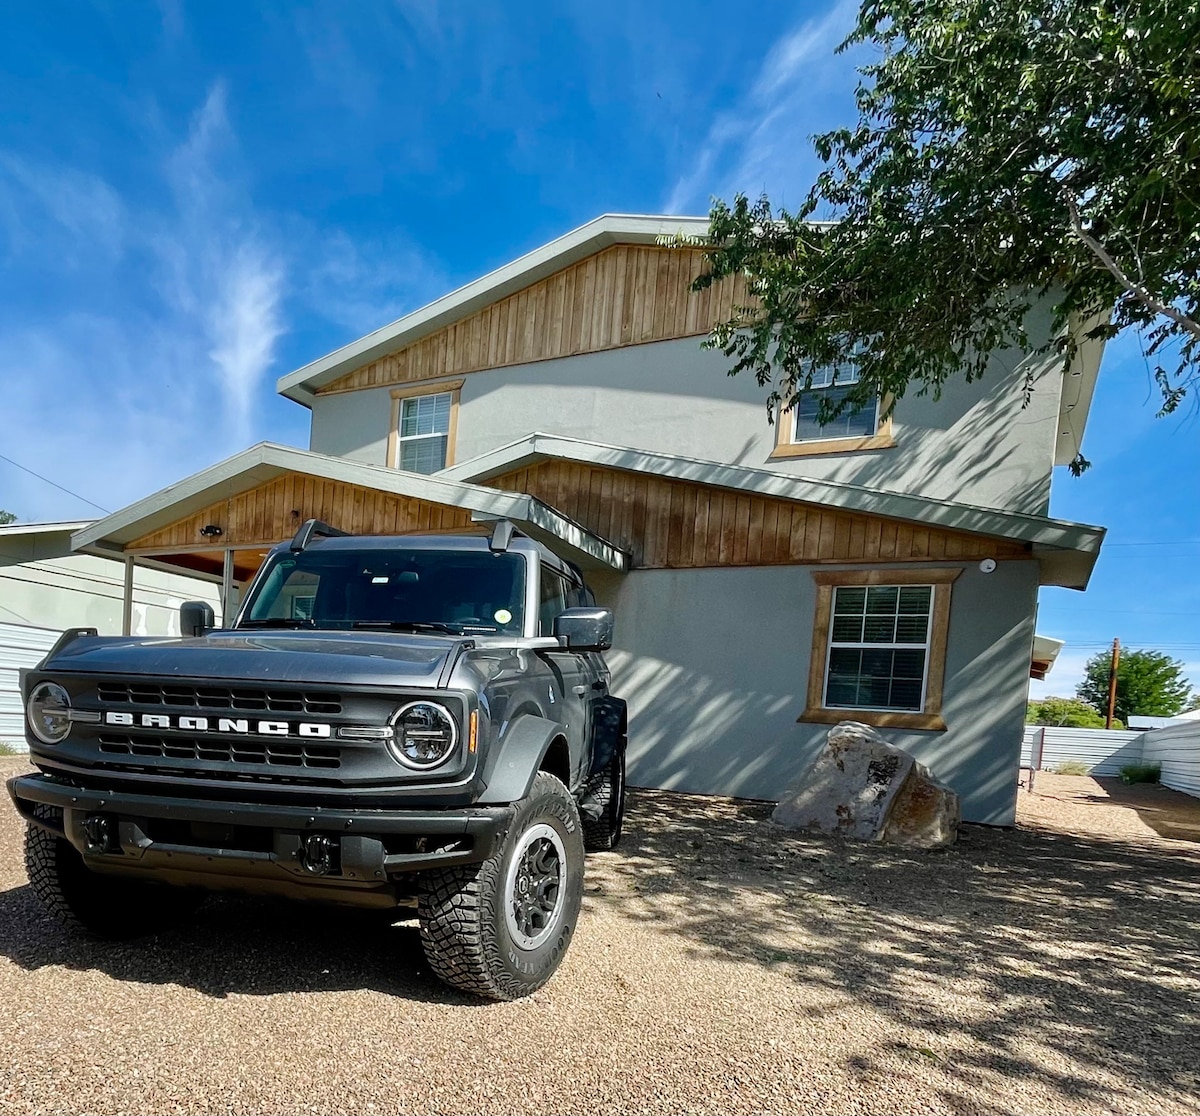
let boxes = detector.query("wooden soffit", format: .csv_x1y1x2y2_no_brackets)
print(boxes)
490,460,1030,570
317,245,751,396
127,472,474,552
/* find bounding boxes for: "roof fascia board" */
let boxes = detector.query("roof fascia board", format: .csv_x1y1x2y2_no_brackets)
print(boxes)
1054,307,1109,466
69,444,623,569
276,214,710,405
0,520,94,537
443,433,1105,555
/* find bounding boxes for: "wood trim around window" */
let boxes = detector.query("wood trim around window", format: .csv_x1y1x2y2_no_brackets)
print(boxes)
770,395,896,459
386,378,465,470
800,567,962,732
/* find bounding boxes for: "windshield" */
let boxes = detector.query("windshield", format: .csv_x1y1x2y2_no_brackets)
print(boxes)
239,548,527,634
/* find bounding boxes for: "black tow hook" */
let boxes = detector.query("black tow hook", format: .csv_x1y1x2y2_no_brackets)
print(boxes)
300,834,336,876
82,814,116,854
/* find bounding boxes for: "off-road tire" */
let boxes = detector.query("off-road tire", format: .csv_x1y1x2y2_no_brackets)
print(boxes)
581,749,626,852
417,771,584,1000
24,806,204,939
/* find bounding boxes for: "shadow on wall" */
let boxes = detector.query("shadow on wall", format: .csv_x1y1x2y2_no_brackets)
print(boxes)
587,788,1200,1113
612,650,811,803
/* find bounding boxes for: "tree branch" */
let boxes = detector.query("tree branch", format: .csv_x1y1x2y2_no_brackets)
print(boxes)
1064,191,1200,343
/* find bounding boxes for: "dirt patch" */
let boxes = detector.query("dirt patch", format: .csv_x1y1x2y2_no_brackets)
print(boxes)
0,757,1197,1115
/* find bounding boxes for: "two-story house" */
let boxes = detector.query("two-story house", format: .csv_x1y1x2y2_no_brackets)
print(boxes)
66,215,1106,825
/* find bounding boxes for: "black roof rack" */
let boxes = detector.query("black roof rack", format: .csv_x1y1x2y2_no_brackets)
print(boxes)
290,519,348,553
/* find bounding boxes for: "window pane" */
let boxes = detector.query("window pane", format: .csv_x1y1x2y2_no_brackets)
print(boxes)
794,382,878,442
400,435,448,474
865,586,898,613
824,583,932,712
400,392,452,438
863,614,898,643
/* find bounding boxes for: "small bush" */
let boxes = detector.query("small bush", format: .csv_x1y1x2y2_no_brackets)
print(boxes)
1053,760,1092,776
1120,763,1161,784
0,742,21,757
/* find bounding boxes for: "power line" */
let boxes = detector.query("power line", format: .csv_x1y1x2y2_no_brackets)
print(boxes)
0,452,110,514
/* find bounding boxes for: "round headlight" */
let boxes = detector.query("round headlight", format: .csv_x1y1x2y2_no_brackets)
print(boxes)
27,682,72,745
388,701,458,769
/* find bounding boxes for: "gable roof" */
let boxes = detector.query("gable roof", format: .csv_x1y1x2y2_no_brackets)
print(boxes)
277,214,709,405
71,443,629,572
441,433,1105,589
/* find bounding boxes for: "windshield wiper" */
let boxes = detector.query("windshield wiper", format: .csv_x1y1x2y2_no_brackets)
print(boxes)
351,621,464,635
238,618,317,629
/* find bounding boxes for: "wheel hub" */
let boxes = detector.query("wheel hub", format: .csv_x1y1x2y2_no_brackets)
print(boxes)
504,822,566,950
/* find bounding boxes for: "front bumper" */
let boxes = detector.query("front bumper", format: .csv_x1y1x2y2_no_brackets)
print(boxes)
9,773,514,906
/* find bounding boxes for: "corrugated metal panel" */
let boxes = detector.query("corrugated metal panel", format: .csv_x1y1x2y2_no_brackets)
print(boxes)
1140,723,1200,799
1020,725,1145,776
0,622,60,752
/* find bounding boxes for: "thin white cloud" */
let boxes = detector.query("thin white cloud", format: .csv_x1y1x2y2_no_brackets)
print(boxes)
664,0,861,215
0,82,287,519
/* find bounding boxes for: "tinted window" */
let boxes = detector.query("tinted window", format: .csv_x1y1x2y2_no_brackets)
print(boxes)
243,549,526,633
539,565,570,636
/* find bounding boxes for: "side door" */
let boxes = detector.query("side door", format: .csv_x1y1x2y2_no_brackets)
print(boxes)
537,561,592,787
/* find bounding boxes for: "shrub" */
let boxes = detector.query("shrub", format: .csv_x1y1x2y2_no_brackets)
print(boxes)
1054,760,1092,776
0,742,21,757
1120,763,1161,785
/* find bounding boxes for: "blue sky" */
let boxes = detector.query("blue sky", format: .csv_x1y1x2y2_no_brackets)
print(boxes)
0,1,1197,699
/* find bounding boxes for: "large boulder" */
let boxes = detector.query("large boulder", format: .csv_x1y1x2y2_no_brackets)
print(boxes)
772,721,959,848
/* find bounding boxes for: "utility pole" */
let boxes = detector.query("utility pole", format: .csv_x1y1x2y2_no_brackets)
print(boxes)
1105,637,1120,729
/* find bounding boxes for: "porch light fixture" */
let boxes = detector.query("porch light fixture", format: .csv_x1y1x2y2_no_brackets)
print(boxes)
199,524,224,538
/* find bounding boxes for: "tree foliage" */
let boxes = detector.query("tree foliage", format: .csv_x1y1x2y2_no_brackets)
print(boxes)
0,510,16,525
1076,648,1195,724
691,0,1200,468
1026,695,1120,729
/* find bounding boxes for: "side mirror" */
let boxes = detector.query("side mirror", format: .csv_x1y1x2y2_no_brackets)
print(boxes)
180,600,216,637
553,607,614,652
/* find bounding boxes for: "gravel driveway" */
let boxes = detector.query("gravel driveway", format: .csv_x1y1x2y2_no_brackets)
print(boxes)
1,759,1197,1116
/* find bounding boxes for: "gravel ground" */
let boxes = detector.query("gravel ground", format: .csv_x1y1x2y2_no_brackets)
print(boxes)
1,758,1198,1116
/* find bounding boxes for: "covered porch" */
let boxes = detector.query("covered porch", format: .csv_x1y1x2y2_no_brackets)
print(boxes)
69,442,629,631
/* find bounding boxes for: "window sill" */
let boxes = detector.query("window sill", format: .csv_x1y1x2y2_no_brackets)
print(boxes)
770,433,896,459
798,707,947,732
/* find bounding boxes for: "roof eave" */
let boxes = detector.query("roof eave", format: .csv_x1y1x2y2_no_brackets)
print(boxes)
275,214,711,405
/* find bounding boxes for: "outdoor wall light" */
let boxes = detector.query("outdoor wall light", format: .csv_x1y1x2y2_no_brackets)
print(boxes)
199,524,224,538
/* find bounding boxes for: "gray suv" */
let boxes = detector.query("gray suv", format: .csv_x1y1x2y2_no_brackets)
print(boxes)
8,520,627,1000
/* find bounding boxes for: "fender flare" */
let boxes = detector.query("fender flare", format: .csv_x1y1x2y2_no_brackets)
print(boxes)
477,713,566,805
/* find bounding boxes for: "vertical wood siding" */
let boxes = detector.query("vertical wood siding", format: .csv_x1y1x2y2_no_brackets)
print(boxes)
316,246,751,395
127,472,474,551
491,460,1028,569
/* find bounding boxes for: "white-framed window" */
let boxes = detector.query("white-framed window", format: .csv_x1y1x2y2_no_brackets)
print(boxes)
792,364,879,443
824,583,933,712
397,391,453,474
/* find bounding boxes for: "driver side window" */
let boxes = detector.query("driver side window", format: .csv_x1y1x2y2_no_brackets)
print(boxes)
539,565,570,636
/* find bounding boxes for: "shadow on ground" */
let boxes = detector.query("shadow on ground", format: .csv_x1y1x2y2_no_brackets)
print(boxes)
0,883,479,1006
587,788,1200,1113
1087,777,1200,843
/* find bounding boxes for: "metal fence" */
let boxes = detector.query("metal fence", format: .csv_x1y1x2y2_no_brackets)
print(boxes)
0,622,59,752
1140,722,1200,798
1020,725,1146,776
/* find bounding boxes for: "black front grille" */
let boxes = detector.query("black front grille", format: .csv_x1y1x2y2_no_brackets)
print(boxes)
95,683,342,716
97,734,342,769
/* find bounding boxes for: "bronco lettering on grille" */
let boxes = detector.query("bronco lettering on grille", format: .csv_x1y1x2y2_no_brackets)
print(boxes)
102,712,332,737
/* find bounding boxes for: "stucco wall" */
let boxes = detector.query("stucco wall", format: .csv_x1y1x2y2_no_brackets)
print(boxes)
586,558,1040,826
309,308,1063,516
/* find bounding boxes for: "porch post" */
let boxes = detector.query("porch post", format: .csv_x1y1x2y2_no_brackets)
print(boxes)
221,549,235,626
121,556,134,636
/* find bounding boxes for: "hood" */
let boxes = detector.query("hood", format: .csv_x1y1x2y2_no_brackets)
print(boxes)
42,629,468,689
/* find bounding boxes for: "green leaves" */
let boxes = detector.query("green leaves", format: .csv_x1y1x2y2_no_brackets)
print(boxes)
1077,648,1196,724
695,0,1200,434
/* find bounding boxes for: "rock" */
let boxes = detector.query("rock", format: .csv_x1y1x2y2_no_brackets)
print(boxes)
772,721,959,848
